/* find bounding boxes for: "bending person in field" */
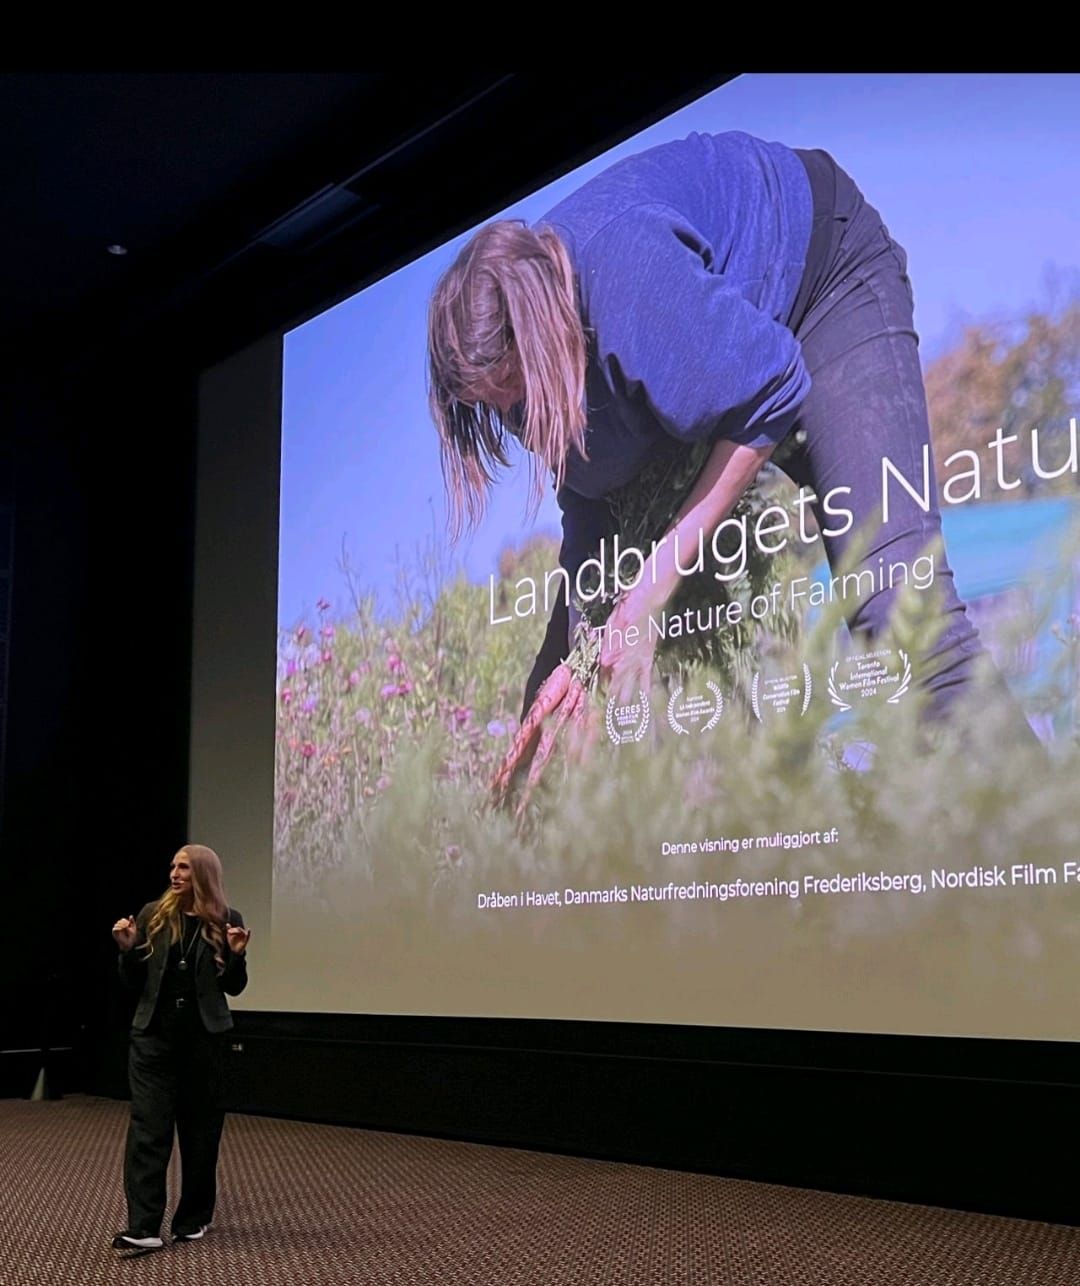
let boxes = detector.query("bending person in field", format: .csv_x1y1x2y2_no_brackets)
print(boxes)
426,130,1033,777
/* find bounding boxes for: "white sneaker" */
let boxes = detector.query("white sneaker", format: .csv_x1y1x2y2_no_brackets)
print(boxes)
173,1224,208,1242
112,1231,164,1250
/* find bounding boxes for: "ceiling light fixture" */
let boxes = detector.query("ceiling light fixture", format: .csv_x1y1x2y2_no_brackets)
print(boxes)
106,244,128,256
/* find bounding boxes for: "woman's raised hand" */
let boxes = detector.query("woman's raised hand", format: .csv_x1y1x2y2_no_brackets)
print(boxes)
112,915,138,952
226,925,252,954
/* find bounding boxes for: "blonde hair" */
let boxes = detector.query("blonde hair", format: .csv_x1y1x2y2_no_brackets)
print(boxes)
427,220,587,538
141,844,230,972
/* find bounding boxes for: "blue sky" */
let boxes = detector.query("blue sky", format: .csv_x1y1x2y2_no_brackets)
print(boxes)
279,72,1080,629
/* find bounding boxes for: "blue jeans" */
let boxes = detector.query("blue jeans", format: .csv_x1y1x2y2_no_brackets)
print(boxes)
780,152,986,720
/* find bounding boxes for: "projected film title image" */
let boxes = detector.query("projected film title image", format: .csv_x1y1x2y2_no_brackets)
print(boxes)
272,74,1080,1037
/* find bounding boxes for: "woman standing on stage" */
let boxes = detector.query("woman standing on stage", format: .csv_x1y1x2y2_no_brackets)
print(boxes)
110,843,251,1252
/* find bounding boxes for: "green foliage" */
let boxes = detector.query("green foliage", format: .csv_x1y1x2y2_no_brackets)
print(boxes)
575,438,804,687
275,437,816,887
275,508,1080,960
274,537,553,886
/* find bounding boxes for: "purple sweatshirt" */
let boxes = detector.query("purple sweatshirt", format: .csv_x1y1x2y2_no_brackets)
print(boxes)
534,129,813,591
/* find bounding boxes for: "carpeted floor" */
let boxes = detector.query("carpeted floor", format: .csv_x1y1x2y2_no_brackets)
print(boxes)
1,1096,1078,1285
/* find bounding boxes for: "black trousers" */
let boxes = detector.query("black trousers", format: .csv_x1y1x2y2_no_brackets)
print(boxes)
123,1000,225,1236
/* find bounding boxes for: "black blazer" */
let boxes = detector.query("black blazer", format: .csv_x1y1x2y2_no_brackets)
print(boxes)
118,902,248,1034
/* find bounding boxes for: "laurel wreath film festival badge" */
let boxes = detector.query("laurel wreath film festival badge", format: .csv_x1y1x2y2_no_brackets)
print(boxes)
827,648,912,711
751,664,814,723
666,681,724,736
605,690,651,746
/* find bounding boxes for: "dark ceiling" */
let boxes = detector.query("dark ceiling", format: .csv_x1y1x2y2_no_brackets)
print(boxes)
0,71,735,374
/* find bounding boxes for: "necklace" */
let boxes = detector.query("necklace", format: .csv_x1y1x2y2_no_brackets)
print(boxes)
177,915,200,973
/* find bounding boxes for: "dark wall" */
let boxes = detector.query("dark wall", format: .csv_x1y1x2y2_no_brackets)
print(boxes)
1,341,197,1092
2,71,1078,1229
220,1013,1080,1226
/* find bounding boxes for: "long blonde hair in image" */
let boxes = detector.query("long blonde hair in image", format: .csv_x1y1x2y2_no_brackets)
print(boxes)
140,844,230,971
427,220,588,538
